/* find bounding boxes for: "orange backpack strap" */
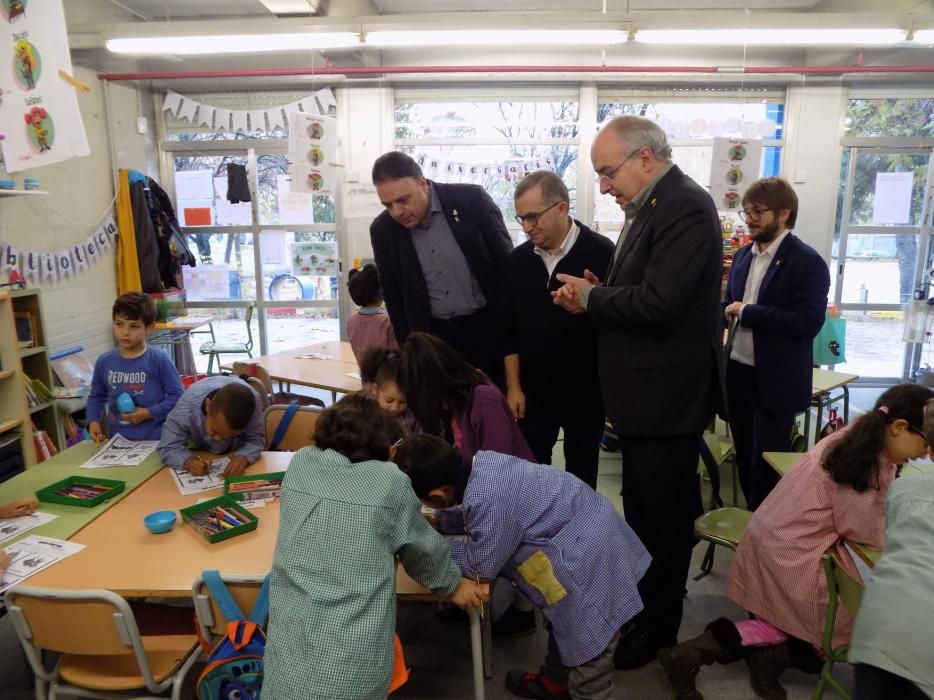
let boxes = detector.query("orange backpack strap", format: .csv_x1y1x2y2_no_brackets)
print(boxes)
227,620,259,651
388,633,410,693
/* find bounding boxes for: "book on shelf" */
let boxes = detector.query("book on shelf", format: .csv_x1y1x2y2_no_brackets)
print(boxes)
13,312,36,349
30,423,56,462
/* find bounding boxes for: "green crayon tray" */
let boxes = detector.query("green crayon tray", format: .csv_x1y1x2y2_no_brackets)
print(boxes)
223,471,286,502
179,495,258,543
36,475,126,508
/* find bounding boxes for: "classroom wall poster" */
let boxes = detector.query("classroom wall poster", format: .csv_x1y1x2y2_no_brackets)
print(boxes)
288,112,337,195
710,137,763,212
0,0,90,172
291,241,337,276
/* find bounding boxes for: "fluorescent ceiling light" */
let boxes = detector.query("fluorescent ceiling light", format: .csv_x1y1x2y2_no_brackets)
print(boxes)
365,30,628,47
106,32,360,55
635,28,906,46
911,30,934,44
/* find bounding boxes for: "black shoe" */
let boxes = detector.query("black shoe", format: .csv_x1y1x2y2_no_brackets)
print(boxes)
493,606,536,638
614,628,668,670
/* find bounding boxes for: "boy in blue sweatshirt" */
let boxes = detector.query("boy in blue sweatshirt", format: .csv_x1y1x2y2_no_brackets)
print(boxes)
87,293,183,442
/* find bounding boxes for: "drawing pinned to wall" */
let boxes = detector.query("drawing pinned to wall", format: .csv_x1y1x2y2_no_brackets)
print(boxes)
23,106,51,152
288,112,337,195
710,137,763,213
291,242,337,276
13,38,39,89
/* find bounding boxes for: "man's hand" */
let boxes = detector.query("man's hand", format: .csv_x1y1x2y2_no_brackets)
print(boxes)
552,273,590,315
184,454,213,476
223,455,249,477
724,301,744,319
88,422,104,444
0,498,37,519
506,386,526,420
448,577,487,610
583,269,602,287
121,407,152,425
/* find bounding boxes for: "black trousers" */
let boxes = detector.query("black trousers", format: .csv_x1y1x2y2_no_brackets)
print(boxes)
726,360,796,511
619,434,703,647
520,400,605,489
855,664,929,700
429,307,505,389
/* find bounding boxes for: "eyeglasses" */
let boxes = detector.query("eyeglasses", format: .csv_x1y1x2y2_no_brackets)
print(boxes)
514,200,561,227
738,206,771,221
594,146,645,184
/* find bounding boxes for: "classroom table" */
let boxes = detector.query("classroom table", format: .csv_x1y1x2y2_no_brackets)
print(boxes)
0,440,164,545
223,343,360,401
804,369,860,445
149,315,214,376
25,452,491,699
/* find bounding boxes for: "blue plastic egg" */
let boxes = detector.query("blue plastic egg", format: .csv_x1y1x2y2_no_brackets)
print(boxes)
115,392,135,414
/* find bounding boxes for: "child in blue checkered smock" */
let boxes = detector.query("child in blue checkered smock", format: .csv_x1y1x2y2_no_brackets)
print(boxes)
397,435,651,700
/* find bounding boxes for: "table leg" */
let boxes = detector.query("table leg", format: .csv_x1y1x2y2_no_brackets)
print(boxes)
814,399,825,445
803,409,811,450
842,385,850,424
468,608,486,700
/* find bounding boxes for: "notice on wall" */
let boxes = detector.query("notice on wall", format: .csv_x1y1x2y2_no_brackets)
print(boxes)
292,241,337,276
872,171,913,225
710,138,763,212
0,0,90,172
276,173,314,223
288,112,337,195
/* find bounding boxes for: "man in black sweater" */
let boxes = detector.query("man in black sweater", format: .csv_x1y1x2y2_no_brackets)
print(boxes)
504,171,614,489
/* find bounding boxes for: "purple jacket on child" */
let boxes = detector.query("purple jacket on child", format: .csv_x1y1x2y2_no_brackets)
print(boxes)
452,382,535,463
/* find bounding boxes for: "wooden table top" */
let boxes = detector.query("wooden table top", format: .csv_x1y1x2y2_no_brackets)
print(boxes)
226,343,361,395
152,316,214,332
26,452,437,599
812,368,860,395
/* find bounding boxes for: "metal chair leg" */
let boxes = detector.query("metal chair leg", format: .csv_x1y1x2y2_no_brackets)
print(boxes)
693,542,717,581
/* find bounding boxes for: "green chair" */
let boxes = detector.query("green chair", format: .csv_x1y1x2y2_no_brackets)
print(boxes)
199,304,254,374
813,553,864,700
692,507,753,580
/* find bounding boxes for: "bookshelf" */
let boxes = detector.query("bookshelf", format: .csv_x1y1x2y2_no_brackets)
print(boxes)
10,288,61,464
0,290,35,467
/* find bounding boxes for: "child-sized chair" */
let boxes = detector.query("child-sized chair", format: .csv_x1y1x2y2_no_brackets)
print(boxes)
692,507,753,581
5,585,200,700
191,572,268,646
813,553,864,700
199,304,254,374
232,361,325,410
264,403,322,451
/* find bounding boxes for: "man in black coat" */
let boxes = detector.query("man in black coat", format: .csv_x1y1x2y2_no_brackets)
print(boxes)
554,116,724,668
369,152,513,387
505,170,614,489
724,177,829,510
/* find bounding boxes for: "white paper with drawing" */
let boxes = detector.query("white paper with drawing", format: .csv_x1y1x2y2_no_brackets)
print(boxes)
0,536,85,594
0,511,58,544
171,457,229,495
80,435,159,468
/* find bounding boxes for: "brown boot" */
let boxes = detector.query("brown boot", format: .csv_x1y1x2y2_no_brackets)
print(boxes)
657,618,744,700
744,643,792,700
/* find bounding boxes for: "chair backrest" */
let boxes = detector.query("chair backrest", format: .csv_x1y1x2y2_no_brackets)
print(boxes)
6,585,160,688
233,361,273,409
192,572,268,643
264,403,320,450
243,304,255,352
832,552,864,616
819,553,865,655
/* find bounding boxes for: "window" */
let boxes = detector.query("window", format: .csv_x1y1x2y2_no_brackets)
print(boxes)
844,98,934,138
394,94,580,242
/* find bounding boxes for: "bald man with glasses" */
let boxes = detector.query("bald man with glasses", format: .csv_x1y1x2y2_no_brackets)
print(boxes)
504,170,614,490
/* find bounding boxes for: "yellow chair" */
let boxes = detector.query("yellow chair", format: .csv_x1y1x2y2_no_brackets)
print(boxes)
812,553,864,700
264,403,322,451
199,304,254,374
5,585,200,700
191,572,268,645
692,507,753,581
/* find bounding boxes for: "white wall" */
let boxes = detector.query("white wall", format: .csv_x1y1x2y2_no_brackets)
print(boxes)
0,67,154,361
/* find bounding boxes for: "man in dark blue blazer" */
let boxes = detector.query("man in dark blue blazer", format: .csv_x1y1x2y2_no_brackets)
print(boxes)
724,177,829,510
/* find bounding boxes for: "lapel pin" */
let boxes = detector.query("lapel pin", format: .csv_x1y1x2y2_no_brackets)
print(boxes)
452,209,460,222
650,197,657,207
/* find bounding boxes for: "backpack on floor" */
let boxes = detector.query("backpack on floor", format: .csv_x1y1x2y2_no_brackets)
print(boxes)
196,570,270,700
820,407,845,440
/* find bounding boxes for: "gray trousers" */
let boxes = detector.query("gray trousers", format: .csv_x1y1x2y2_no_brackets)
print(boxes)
545,628,621,700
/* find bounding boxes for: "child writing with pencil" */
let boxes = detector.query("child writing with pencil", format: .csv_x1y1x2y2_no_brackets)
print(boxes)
0,497,37,574
157,375,264,478
264,394,484,700
87,292,184,442
396,435,650,700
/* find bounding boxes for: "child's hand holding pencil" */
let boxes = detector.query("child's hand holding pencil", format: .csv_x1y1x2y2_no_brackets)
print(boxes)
184,454,214,476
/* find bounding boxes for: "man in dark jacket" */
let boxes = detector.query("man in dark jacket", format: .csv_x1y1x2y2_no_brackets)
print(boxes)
369,152,514,387
724,177,829,510
554,116,725,669
505,170,613,490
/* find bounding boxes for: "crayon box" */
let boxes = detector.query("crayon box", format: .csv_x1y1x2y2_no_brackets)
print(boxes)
224,472,286,502
36,475,126,508
179,495,258,544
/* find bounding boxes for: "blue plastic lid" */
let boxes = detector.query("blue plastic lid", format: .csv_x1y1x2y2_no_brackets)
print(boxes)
0,180,15,188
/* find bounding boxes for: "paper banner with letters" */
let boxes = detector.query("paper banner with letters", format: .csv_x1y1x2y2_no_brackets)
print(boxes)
161,88,338,133
0,215,115,284
288,112,337,195
0,0,90,172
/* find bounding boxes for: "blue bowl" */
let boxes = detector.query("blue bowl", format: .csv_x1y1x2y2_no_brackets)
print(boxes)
143,510,177,534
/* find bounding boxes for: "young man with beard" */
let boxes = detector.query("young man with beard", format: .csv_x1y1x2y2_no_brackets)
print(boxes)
724,177,829,510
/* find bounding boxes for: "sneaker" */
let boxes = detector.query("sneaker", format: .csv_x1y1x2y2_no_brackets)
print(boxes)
505,670,570,699
493,606,536,638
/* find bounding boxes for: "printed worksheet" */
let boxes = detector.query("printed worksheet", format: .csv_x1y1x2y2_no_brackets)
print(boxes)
0,535,85,594
170,457,229,496
0,512,58,544
347,371,361,380
80,435,159,469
